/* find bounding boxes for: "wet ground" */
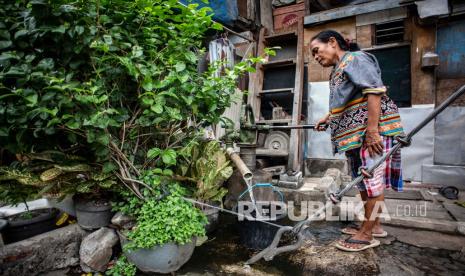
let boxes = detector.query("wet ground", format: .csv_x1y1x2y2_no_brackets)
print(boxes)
173,214,465,276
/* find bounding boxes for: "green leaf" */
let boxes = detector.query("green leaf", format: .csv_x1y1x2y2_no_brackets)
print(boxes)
97,134,110,145
103,34,113,45
103,162,117,173
211,22,223,30
185,51,197,63
65,120,80,129
175,62,186,72
147,148,161,159
25,94,38,105
0,128,8,136
161,149,177,165
0,40,12,49
142,77,153,91
141,97,154,106
132,46,143,58
52,25,67,34
14,29,28,39
150,104,163,114
75,25,85,35
162,169,173,176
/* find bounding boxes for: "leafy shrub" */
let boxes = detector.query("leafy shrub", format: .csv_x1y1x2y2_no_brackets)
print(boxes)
0,0,264,200
177,140,233,204
106,256,136,276
114,180,207,249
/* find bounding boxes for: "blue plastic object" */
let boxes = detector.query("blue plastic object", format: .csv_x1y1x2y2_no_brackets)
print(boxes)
179,0,238,26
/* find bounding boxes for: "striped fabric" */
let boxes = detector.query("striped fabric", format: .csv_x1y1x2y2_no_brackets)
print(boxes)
346,136,403,197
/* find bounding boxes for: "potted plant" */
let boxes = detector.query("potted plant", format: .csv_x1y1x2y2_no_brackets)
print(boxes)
0,167,59,244
177,140,233,233
112,180,207,274
0,151,121,230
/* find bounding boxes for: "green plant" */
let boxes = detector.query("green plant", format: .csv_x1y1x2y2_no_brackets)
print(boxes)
114,180,207,249
0,151,121,202
178,140,233,204
106,256,136,276
0,0,267,201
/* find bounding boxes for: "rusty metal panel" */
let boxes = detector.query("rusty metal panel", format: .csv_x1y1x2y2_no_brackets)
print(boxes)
437,19,465,79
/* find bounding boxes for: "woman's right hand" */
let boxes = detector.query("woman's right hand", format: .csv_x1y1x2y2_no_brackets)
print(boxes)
314,113,330,131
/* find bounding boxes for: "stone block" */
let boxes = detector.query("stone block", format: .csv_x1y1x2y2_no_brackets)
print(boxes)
0,224,88,276
79,227,119,272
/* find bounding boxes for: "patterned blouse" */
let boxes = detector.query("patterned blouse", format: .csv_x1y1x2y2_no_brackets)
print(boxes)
328,51,404,154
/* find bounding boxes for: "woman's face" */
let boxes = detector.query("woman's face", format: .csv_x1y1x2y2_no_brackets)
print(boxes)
309,37,338,67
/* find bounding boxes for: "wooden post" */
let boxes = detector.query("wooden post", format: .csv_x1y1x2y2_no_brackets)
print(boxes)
288,18,305,171
247,28,266,123
304,0,311,16
260,0,273,33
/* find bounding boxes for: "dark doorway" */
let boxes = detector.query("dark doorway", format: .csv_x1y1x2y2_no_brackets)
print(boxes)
368,46,412,107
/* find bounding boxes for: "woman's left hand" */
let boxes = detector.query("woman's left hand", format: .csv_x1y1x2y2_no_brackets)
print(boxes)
364,130,383,157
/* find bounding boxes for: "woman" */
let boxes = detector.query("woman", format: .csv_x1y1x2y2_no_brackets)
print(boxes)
310,30,404,252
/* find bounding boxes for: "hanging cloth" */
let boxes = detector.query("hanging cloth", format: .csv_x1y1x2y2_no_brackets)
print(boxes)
208,37,235,77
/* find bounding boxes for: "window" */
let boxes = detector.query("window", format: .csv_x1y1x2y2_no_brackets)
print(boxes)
375,20,405,45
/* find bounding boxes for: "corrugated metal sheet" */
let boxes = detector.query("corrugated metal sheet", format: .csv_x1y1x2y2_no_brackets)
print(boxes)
179,0,238,26
437,19,465,78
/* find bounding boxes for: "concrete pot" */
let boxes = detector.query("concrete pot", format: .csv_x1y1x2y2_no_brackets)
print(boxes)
201,205,220,234
118,231,196,274
74,196,113,230
1,208,59,244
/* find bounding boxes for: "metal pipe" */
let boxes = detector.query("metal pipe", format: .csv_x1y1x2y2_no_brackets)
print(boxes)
226,147,253,181
243,123,327,130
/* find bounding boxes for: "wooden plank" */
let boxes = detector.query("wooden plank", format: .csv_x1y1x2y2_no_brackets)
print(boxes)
248,29,266,123
273,2,305,16
419,189,436,202
304,0,402,26
259,88,294,94
407,16,436,105
436,77,465,106
288,18,304,172
259,0,273,34
443,203,465,222
247,0,256,21
355,7,407,27
304,0,311,16
262,58,296,68
264,30,297,42
356,25,373,49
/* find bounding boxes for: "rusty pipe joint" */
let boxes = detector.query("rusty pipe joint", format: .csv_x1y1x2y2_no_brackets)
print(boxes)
226,147,253,181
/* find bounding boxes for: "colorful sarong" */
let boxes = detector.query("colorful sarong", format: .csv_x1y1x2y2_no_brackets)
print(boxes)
346,136,403,197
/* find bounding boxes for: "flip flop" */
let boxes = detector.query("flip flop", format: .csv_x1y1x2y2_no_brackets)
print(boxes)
341,227,388,238
335,238,381,252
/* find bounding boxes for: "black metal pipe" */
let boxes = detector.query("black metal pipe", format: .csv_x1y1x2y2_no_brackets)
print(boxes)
244,124,327,130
